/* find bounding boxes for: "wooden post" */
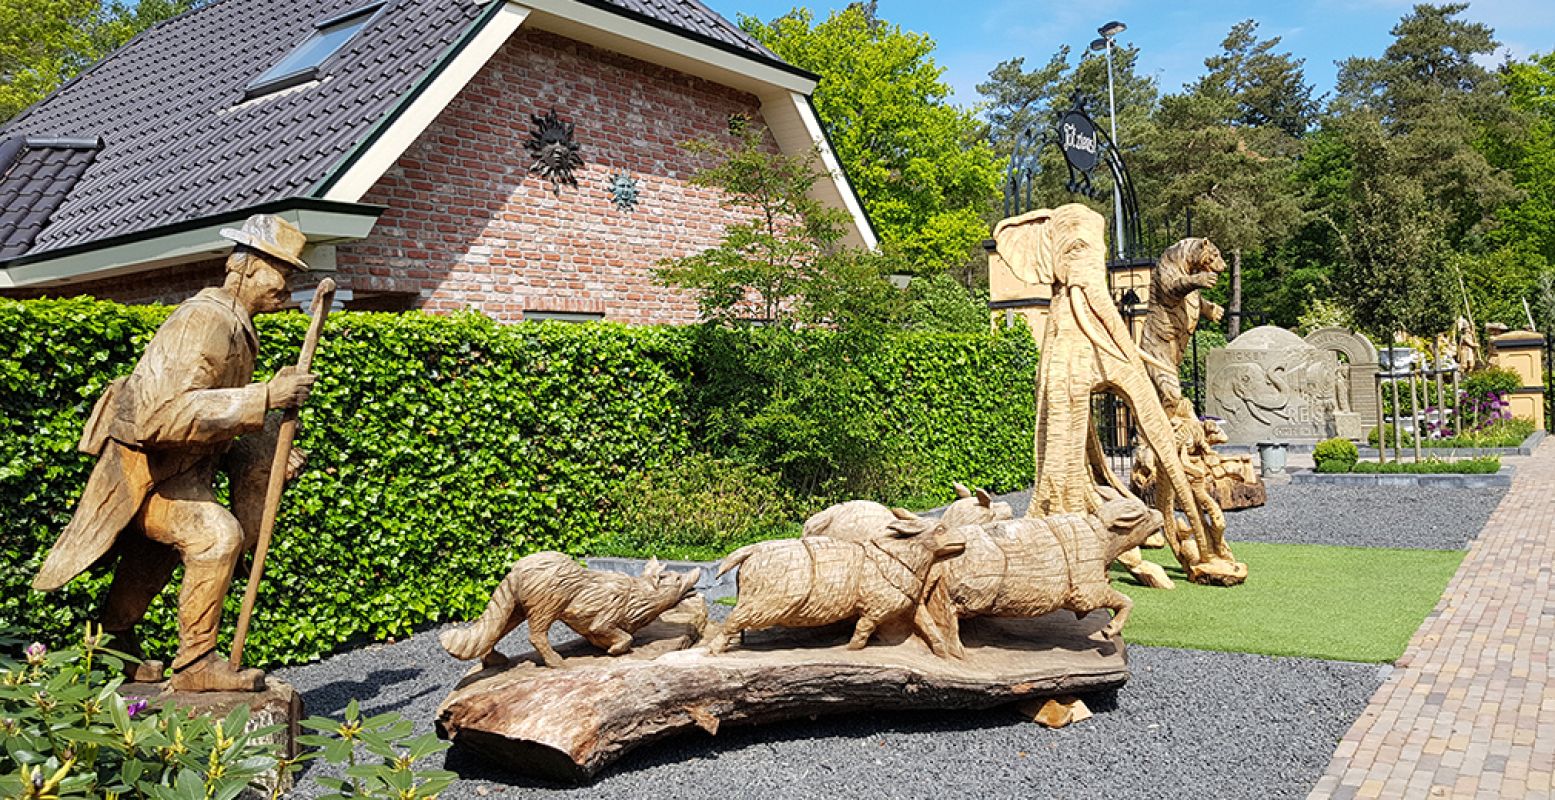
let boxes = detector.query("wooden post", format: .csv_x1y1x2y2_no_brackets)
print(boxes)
1452,369,1462,436
1399,348,1411,460
1411,364,1424,462
230,279,337,669
1375,372,1387,463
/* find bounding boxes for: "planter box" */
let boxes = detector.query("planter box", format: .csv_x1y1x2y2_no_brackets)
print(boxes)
1290,466,1514,488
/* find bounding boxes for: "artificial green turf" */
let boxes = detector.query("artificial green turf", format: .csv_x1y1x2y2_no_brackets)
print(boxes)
1110,541,1465,663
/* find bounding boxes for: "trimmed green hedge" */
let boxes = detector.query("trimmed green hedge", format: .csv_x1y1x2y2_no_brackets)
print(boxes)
1,299,1037,667
1349,456,1501,474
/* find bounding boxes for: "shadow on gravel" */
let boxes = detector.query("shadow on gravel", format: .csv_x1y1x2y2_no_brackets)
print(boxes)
301,668,426,717
440,690,1123,789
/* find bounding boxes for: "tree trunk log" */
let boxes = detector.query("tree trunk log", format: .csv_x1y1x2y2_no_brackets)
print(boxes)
436,613,1128,783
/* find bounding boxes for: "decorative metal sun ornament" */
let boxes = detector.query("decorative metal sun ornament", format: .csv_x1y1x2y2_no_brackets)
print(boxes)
525,109,583,194
606,171,640,212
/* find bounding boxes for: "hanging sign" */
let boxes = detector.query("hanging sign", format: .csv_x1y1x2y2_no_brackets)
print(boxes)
1058,110,1100,175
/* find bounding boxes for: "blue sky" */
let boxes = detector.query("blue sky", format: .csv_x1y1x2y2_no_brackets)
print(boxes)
706,0,1555,107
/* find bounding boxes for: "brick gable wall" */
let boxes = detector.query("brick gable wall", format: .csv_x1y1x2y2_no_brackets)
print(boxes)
335,27,773,324
5,28,778,323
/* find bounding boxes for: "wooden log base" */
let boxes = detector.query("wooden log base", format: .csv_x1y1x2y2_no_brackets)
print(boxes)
1208,477,1267,511
120,677,302,797
1187,557,1250,586
1017,695,1094,728
436,612,1129,783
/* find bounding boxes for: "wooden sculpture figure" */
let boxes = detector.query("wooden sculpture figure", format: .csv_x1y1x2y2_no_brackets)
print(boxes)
30,215,318,692
1455,316,1480,373
440,554,704,669
1131,399,1236,569
926,492,1164,657
708,516,966,656
1128,237,1255,579
1139,237,1224,407
801,482,1012,543
992,205,1245,587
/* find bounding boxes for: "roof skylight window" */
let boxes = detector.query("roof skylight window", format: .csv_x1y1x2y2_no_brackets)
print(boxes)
244,3,383,99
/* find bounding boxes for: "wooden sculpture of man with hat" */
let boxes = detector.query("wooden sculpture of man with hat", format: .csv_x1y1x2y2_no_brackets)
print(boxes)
31,214,318,692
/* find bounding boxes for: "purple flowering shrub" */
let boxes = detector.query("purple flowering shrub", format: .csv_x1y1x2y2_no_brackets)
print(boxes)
0,624,281,799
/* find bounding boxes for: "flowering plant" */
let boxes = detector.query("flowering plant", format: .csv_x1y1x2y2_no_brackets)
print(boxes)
0,624,279,800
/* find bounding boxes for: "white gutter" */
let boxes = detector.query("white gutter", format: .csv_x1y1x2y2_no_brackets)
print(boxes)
319,2,532,202
759,91,877,251
514,0,816,96
0,205,379,289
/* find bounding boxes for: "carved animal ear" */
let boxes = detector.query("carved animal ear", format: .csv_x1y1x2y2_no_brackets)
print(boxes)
954,482,972,499
890,507,918,521
975,488,993,507
885,517,933,537
992,210,1054,286
643,557,662,577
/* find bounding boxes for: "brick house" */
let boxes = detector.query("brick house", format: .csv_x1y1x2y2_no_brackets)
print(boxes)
0,0,875,323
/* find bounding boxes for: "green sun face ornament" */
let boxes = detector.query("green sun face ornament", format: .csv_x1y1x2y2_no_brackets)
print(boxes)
607,171,640,212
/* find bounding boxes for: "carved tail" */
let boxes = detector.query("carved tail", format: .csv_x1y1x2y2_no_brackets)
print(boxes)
716,544,759,579
439,567,527,660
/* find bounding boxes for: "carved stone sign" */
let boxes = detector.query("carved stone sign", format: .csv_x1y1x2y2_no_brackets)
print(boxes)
1304,326,1379,440
1206,326,1341,444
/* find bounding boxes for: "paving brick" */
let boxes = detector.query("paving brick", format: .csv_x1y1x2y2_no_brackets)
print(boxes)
1309,442,1555,798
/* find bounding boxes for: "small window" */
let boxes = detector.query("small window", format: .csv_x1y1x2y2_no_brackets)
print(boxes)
524,310,605,323
245,3,382,99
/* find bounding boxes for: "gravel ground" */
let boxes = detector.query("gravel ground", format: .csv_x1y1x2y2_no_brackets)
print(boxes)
272,477,1497,797
275,605,1384,800
958,481,1504,551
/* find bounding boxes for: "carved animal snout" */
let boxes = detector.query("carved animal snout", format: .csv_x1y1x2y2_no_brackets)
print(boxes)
932,527,967,558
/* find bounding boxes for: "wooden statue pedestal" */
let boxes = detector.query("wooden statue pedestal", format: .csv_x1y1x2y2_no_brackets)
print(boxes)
436,612,1128,783
120,678,303,797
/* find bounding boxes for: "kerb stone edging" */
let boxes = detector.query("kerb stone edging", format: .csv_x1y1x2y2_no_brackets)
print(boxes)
1290,466,1514,488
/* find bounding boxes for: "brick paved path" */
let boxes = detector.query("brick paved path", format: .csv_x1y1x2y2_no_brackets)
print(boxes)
1309,443,1555,799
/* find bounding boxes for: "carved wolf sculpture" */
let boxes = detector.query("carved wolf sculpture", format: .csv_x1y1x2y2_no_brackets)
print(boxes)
927,493,1164,656
709,516,966,656
801,483,1012,543
439,553,702,668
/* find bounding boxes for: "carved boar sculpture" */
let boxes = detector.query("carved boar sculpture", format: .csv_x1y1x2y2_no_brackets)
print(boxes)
440,553,702,668
801,483,1013,543
709,516,967,657
927,493,1165,657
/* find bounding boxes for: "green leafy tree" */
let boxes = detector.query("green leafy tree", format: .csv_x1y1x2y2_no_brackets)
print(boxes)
1324,4,1524,341
1484,52,1555,303
1138,21,1311,336
976,40,1159,237
1333,3,1521,246
1195,19,1320,138
741,4,1001,272
1330,115,1455,342
653,122,901,329
1,0,203,123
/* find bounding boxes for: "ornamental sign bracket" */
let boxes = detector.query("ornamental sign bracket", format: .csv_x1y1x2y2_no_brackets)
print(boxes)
1001,94,1142,257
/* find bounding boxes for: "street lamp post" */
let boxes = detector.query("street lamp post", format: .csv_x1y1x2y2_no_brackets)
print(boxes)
1090,20,1127,260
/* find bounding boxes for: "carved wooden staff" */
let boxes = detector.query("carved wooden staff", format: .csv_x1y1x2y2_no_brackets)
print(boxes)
231,278,336,668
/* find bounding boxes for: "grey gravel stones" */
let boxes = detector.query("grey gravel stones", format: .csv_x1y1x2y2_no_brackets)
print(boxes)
959,482,1503,551
1220,482,1503,550
276,606,1384,799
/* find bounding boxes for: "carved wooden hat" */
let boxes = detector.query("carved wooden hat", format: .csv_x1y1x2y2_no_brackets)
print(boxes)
219,214,310,271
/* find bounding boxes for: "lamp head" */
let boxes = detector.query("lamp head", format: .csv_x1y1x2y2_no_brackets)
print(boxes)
1098,20,1126,38
1089,37,1108,52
